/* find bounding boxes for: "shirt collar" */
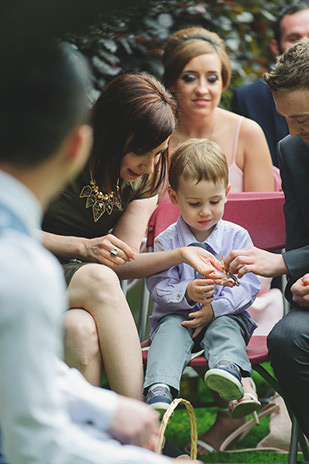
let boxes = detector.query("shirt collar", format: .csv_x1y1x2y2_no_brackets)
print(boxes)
0,170,43,237
177,215,224,257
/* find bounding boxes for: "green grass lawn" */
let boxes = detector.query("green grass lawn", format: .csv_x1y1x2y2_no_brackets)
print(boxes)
164,370,293,463
103,362,296,462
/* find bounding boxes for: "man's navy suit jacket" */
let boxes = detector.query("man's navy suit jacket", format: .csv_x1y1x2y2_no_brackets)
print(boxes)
231,79,289,167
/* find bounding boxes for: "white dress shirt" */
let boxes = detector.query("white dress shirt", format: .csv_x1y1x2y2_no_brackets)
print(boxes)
0,170,169,464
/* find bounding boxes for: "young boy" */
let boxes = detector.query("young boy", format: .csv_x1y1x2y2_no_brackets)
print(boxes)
144,138,261,414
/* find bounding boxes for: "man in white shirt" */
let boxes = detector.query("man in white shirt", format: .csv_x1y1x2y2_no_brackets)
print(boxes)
0,41,199,464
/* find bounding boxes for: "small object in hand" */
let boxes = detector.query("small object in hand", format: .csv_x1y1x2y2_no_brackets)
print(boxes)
110,247,118,257
221,256,240,286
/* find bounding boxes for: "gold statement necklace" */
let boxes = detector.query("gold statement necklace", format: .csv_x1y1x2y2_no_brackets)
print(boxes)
80,173,122,222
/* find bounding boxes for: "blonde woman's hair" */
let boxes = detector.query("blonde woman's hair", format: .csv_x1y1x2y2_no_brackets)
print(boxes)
163,27,232,91
169,138,229,191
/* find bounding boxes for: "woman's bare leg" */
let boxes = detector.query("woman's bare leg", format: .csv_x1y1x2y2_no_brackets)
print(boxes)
66,263,144,400
64,308,103,386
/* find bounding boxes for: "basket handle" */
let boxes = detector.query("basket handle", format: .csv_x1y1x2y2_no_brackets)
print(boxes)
157,398,197,460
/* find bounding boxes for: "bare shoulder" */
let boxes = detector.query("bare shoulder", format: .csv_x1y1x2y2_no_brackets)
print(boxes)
239,116,265,138
217,109,261,136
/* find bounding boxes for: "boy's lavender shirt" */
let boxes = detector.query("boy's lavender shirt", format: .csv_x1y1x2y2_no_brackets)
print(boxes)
147,215,261,334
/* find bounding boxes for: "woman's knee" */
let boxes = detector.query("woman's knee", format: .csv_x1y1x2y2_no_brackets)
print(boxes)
64,310,101,364
68,263,122,306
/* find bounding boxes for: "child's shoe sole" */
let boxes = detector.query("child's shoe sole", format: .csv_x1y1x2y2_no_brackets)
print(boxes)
204,368,244,401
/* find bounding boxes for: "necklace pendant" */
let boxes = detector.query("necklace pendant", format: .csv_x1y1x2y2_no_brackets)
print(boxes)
114,197,122,210
92,201,105,222
80,185,92,198
80,176,122,222
105,198,114,215
86,194,96,208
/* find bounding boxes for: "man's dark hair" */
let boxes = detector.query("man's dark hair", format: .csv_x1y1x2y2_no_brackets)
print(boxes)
273,2,309,47
0,42,91,166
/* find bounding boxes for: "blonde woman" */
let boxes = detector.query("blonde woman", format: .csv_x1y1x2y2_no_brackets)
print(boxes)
161,27,276,455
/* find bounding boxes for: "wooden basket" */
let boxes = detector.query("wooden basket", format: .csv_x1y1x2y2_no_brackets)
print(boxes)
157,398,198,460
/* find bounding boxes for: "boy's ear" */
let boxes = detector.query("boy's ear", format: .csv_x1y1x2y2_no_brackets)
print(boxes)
224,184,231,203
168,186,178,205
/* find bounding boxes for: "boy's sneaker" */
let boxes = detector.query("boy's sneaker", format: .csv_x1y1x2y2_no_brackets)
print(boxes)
204,360,244,401
146,384,173,415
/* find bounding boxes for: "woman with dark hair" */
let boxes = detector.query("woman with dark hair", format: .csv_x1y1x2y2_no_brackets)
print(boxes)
42,72,224,401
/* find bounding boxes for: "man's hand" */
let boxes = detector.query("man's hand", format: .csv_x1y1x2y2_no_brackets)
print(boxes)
109,395,159,450
181,303,214,339
186,279,215,304
224,246,288,278
291,273,309,308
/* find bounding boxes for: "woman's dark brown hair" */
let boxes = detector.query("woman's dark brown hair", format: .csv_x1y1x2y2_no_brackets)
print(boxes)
90,72,176,195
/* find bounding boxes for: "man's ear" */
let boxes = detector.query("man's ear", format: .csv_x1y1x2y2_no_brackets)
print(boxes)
224,184,231,204
270,39,280,56
66,124,93,163
168,186,178,205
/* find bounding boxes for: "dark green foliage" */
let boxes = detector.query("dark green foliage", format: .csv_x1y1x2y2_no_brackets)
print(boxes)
67,0,295,106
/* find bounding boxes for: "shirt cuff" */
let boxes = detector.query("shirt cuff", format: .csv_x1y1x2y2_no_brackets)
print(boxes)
211,299,231,318
56,361,118,432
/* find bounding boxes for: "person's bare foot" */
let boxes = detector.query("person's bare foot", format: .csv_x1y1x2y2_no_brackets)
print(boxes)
195,409,246,456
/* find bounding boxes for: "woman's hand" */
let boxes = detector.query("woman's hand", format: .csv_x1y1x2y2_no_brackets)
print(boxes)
181,303,214,339
180,246,233,286
186,279,215,304
84,234,136,266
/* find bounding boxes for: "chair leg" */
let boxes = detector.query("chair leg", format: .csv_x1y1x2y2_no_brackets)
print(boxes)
288,416,299,464
297,421,309,461
252,363,284,397
138,278,150,341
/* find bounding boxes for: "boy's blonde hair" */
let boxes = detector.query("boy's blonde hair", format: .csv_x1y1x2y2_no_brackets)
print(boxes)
169,138,229,191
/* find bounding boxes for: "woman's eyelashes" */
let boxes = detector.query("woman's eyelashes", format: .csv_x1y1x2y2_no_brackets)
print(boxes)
180,73,219,84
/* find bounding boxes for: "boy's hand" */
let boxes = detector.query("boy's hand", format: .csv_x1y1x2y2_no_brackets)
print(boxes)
181,303,214,339
186,279,215,304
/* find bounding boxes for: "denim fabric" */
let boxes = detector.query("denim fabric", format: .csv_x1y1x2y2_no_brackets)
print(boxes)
144,312,254,394
200,313,254,375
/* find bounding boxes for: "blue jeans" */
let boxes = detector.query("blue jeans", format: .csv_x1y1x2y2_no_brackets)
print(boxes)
144,313,254,394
